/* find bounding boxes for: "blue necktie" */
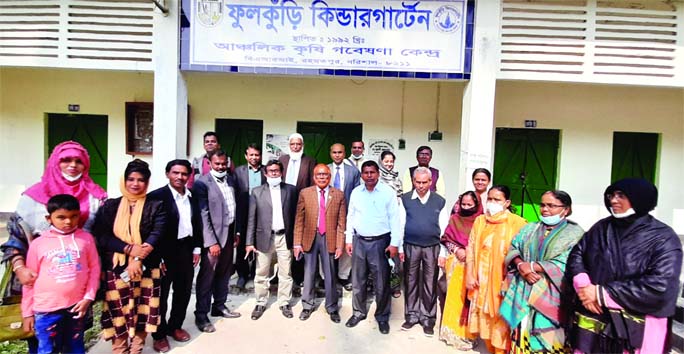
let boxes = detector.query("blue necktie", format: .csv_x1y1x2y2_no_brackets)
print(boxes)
333,166,341,189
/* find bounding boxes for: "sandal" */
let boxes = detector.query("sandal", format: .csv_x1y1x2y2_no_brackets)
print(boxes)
392,290,402,298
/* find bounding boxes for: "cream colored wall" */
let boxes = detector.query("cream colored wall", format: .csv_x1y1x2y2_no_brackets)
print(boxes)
0,67,154,211
495,81,684,233
184,73,465,205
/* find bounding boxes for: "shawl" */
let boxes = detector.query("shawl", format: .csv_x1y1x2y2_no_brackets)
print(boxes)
23,141,106,226
378,158,402,196
500,220,585,349
112,176,147,267
469,210,527,316
442,197,482,250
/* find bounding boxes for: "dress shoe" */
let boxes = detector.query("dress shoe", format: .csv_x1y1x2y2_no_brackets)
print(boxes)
423,326,434,337
195,319,215,333
299,309,312,321
171,328,191,342
153,338,171,353
280,304,293,318
345,315,366,328
251,305,266,320
401,321,418,331
329,311,341,323
378,321,390,334
211,307,241,318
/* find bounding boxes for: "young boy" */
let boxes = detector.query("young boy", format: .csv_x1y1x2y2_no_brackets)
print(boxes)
21,194,101,354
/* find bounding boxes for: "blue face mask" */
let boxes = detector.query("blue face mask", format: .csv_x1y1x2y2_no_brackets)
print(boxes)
540,213,565,226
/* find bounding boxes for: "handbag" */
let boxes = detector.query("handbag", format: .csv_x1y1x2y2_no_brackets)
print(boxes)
0,265,33,341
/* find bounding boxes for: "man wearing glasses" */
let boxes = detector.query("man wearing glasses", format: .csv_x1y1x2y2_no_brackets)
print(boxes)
245,160,297,320
402,146,445,197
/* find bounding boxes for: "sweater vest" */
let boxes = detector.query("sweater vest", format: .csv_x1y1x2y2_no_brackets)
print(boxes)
401,192,445,247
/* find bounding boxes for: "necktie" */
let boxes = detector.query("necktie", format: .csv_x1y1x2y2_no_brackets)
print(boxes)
333,166,341,189
318,189,326,235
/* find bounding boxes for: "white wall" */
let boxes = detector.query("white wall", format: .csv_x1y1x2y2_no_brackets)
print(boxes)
0,68,466,211
0,67,154,210
184,73,465,205
495,81,684,232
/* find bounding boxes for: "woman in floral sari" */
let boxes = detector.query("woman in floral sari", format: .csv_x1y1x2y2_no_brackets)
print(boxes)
439,191,481,350
500,190,584,353
466,185,527,354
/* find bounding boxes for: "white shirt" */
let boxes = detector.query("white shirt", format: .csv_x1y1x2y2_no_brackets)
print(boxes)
270,183,285,231
285,157,301,186
167,185,201,255
398,190,449,256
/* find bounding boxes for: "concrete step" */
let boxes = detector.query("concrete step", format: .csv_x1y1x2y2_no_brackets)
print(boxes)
672,320,684,354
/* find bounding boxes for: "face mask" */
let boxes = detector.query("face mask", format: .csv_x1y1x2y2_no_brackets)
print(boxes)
611,207,636,219
62,172,82,182
540,213,565,226
210,169,227,179
486,202,505,215
267,176,281,187
459,206,478,217
50,224,77,235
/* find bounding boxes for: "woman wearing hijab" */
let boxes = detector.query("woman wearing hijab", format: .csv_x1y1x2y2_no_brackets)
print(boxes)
466,185,527,354
93,159,166,354
500,190,584,353
439,191,481,350
378,150,402,197
566,178,682,354
452,168,491,215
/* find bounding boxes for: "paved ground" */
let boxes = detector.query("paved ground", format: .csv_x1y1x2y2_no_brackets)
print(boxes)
88,284,485,354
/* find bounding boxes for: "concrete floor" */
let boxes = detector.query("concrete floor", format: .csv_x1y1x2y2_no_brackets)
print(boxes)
88,286,485,354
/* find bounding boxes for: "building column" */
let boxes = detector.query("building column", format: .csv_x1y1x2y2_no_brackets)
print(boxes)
458,0,502,193
151,0,188,187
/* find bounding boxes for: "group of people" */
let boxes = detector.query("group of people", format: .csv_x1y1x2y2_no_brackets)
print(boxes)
2,132,681,354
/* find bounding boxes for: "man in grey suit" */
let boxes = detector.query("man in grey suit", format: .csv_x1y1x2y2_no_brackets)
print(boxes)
234,143,266,289
193,150,241,333
245,159,297,320
328,143,360,290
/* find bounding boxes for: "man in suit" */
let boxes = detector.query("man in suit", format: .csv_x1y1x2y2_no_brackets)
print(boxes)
245,159,297,320
187,131,234,188
327,143,360,290
279,133,316,287
193,150,241,333
293,164,347,323
234,143,266,289
148,159,203,353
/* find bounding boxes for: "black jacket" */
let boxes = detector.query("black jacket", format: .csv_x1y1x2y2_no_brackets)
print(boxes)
147,186,203,256
566,214,682,318
93,197,167,271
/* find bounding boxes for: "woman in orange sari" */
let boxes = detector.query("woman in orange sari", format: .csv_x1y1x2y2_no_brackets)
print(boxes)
466,185,527,354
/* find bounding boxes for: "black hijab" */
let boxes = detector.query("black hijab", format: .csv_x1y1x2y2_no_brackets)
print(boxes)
603,178,657,216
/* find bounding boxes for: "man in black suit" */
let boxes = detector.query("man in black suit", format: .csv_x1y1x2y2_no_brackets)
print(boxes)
193,150,241,333
234,143,266,289
148,159,203,353
278,133,316,287
245,160,297,320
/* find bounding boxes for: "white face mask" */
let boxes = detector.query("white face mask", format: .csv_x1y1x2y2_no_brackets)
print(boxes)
540,213,565,226
611,207,636,219
289,151,303,161
210,169,227,179
486,202,505,216
267,176,281,187
62,172,82,182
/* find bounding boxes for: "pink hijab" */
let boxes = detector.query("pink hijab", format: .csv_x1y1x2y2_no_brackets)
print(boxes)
24,141,107,225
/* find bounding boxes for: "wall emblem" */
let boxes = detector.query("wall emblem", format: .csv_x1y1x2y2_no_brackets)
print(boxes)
434,5,461,33
197,0,224,27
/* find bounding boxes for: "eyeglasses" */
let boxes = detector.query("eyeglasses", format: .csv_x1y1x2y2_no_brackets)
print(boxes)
539,203,565,209
605,191,627,201
315,173,330,177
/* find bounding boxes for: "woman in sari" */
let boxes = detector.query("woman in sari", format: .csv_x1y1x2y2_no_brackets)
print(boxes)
566,178,682,354
500,190,584,353
93,159,166,354
439,191,481,350
466,185,527,354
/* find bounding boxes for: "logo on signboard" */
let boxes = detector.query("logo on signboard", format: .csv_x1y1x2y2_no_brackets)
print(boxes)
434,6,461,33
196,0,224,27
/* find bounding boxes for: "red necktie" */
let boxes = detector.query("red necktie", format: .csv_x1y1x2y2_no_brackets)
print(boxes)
318,189,326,235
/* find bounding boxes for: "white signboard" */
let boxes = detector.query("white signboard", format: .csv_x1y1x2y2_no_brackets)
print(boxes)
265,133,290,161
191,0,467,73
368,138,396,159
